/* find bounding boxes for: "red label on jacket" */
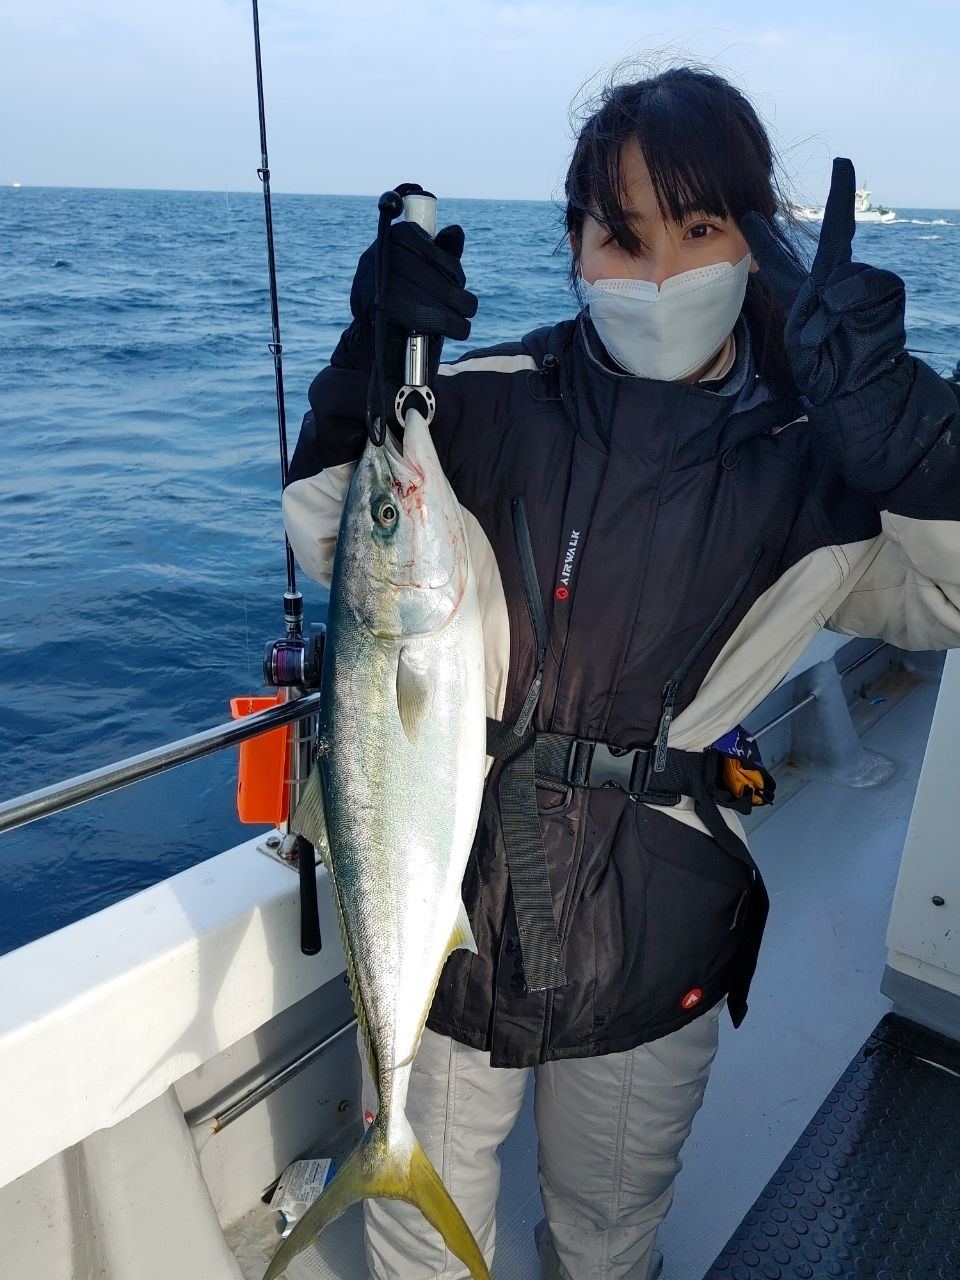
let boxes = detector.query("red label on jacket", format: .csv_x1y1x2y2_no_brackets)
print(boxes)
681,988,703,1010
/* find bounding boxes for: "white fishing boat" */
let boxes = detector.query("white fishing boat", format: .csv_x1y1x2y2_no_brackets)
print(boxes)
2,630,959,1279
790,202,826,223
854,185,897,222
791,186,897,224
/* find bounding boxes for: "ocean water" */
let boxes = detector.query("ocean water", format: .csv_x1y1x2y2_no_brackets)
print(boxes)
1,186,958,956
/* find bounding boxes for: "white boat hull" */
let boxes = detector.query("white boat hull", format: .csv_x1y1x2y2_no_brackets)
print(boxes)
855,209,896,223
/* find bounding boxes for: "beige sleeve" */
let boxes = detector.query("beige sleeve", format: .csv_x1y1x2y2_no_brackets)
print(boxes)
824,511,960,651
281,462,357,589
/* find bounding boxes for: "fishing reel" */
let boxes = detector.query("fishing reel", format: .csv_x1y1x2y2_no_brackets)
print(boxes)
256,591,325,958
262,592,326,690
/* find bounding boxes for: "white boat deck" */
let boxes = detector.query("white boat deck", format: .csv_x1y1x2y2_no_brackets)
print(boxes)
228,657,942,1280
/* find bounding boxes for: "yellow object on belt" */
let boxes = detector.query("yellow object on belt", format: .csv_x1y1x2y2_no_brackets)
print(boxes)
720,755,767,805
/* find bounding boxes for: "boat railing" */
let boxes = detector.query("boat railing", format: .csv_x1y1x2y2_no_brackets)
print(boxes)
0,691,321,837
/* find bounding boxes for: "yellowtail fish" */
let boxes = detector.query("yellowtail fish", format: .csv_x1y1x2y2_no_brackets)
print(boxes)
264,407,489,1280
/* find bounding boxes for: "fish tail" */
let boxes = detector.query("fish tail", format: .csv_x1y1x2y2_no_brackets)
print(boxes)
401,1125,491,1280
262,1111,490,1280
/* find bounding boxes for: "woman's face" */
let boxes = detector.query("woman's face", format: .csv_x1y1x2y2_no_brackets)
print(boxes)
575,138,757,287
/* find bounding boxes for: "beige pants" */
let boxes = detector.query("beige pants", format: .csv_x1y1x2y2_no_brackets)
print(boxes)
360,999,723,1279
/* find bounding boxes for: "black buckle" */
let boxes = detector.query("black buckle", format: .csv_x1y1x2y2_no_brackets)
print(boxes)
566,738,679,804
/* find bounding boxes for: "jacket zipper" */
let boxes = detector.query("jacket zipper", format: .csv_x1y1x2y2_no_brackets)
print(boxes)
653,543,765,772
511,495,548,737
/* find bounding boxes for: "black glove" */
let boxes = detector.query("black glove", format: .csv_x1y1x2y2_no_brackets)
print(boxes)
346,205,478,386
352,220,477,340
742,158,908,408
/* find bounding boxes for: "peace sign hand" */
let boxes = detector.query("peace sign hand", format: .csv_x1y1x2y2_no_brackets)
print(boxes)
742,159,907,409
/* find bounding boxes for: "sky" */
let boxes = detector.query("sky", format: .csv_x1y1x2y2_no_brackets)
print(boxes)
3,0,959,209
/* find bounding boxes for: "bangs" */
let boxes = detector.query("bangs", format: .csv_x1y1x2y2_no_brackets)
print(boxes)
566,68,779,256
590,131,733,255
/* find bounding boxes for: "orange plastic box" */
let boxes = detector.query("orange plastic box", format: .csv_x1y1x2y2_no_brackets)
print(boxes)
230,692,290,826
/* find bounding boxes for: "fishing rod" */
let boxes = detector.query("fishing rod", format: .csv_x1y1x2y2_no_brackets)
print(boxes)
246,5,441,957
249,0,322,957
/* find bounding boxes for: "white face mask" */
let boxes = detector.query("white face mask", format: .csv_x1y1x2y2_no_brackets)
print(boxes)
580,252,752,382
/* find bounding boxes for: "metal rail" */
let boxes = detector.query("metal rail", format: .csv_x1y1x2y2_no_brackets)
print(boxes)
750,641,886,739
187,1016,359,1135
0,693,321,837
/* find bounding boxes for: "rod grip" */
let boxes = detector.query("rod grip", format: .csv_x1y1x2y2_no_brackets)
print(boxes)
297,835,322,955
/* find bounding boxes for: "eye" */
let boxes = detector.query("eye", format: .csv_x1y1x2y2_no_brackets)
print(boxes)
375,499,398,528
685,220,720,240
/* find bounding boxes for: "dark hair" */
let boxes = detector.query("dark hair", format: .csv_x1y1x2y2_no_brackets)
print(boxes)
564,66,805,396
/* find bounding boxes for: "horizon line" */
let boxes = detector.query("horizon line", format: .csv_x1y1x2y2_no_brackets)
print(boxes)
2,181,567,207
2,182,956,213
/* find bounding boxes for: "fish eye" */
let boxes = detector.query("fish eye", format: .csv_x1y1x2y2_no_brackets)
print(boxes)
375,499,398,528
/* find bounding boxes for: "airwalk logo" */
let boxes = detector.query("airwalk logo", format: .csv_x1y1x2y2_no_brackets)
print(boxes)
554,529,581,600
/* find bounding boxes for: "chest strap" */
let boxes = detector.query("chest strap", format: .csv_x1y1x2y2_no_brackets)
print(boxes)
486,719,567,993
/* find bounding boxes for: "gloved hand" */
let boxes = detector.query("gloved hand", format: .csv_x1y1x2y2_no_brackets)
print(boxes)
742,158,907,409
352,221,477,343
741,159,916,491
344,190,478,387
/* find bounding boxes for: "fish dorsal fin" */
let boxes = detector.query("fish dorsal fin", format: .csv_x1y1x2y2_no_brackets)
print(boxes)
448,900,478,956
396,646,432,744
290,763,331,868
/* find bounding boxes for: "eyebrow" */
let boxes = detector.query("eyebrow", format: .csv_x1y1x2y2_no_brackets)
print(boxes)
599,206,722,226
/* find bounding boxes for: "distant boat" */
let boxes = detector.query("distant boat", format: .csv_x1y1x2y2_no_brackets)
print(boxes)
853,186,896,222
10,182,21,189
790,185,896,224
790,202,825,223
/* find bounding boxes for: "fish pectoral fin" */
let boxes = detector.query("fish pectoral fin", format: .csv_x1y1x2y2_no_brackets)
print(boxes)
396,646,432,744
289,764,331,867
448,900,478,956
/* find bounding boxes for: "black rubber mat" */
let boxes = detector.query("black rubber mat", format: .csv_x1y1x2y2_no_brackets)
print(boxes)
704,1013,960,1279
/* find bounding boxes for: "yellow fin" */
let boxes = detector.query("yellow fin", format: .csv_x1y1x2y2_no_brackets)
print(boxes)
396,646,432,744
449,900,478,956
289,764,330,868
262,1112,490,1280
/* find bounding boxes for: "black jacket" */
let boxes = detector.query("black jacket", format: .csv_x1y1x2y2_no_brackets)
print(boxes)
283,313,960,1067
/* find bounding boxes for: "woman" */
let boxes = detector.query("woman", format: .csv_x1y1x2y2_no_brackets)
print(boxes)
282,66,960,1280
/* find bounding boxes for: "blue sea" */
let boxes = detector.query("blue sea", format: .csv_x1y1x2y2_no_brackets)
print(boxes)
1,186,958,956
